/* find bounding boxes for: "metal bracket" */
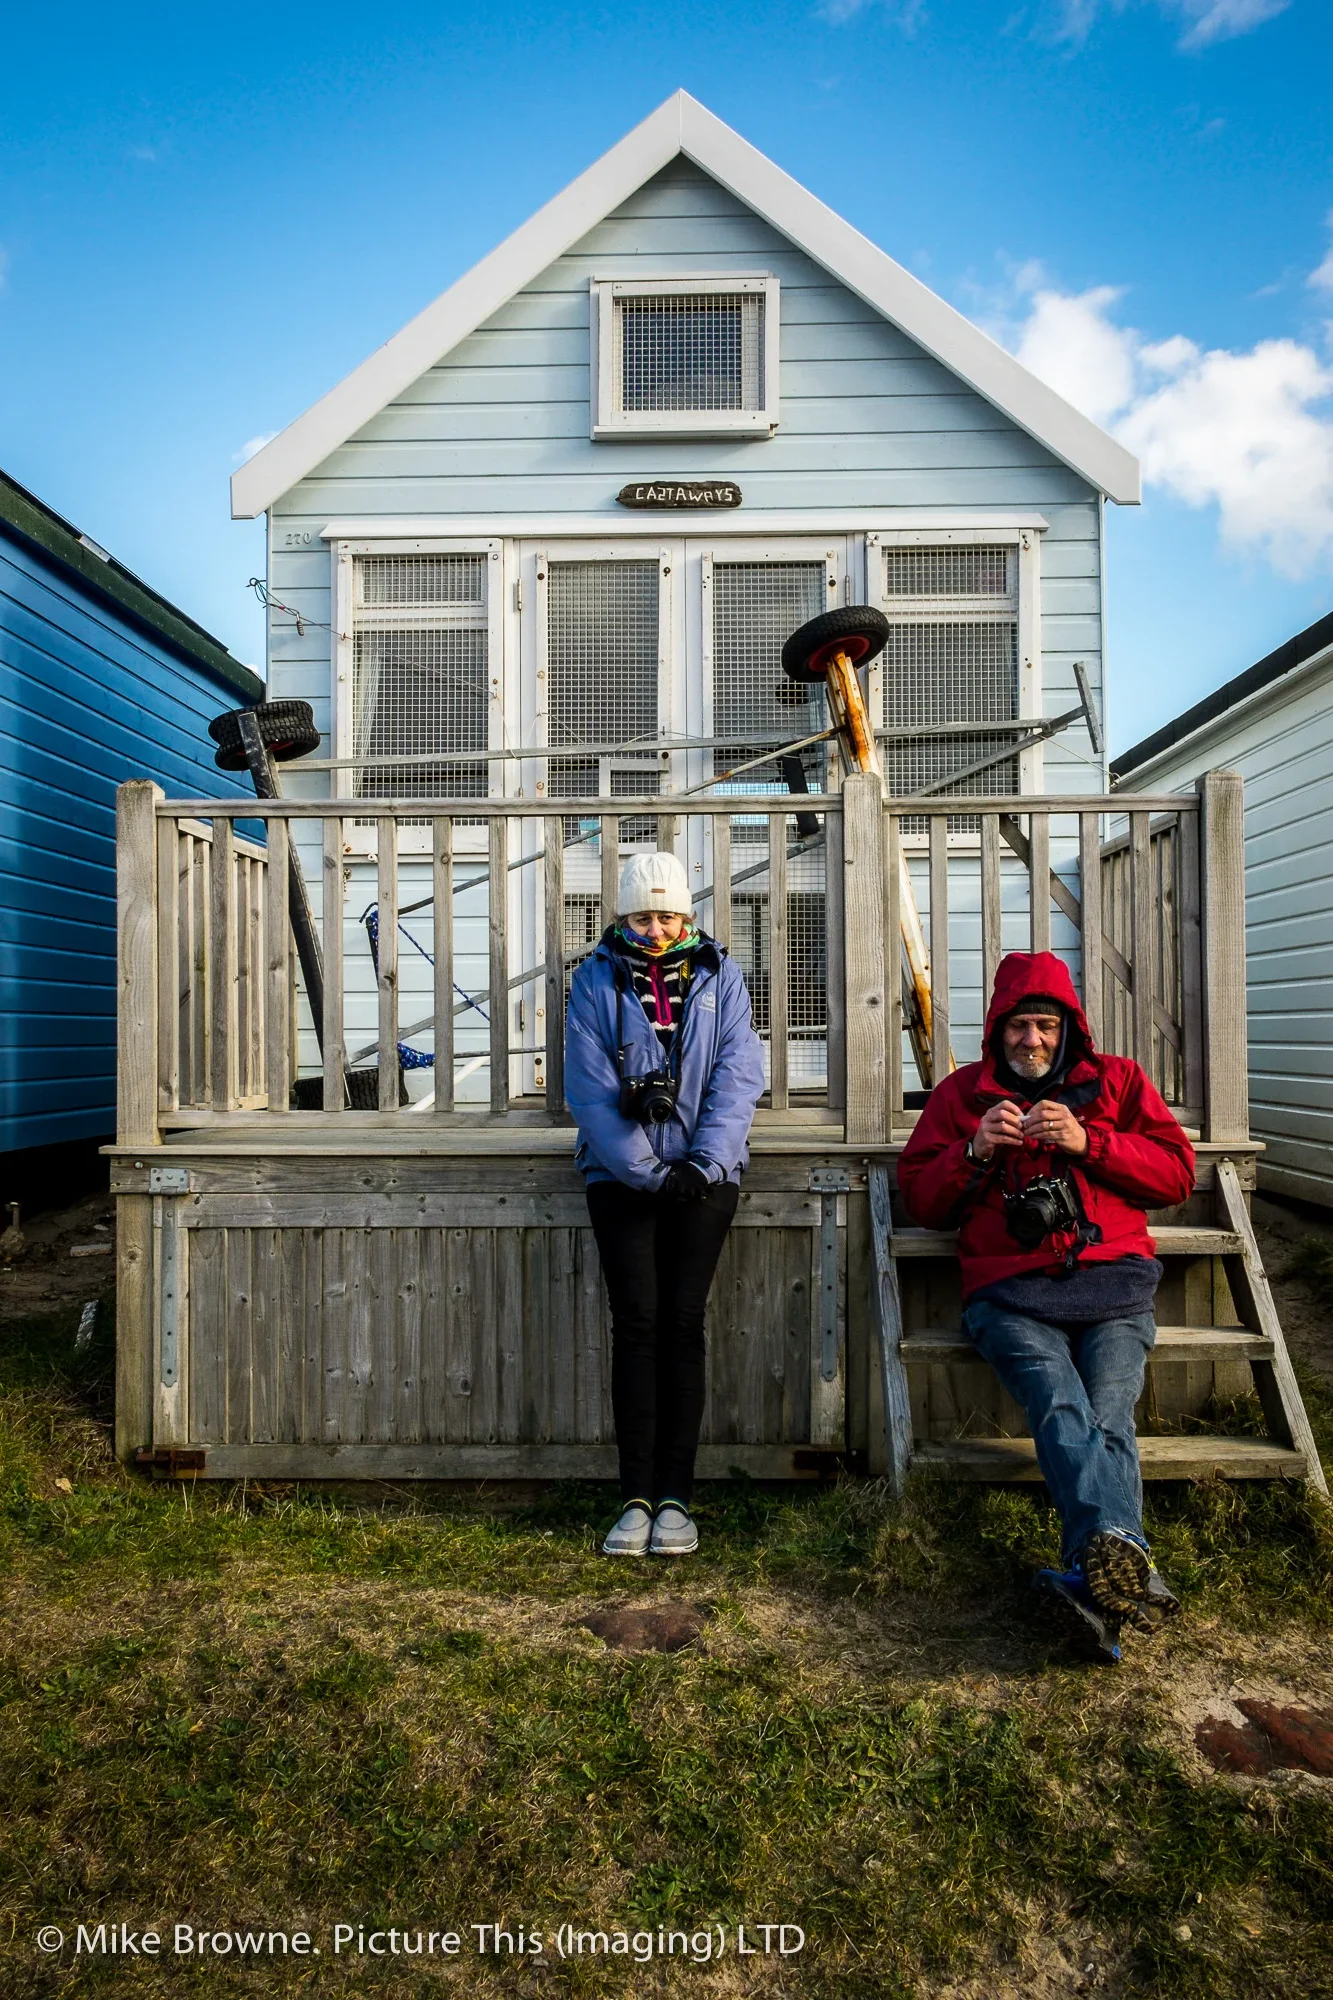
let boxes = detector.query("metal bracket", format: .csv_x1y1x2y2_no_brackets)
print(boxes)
809,1168,850,1383
149,1167,190,1195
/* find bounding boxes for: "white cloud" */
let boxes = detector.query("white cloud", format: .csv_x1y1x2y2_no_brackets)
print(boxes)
1053,0,1289,47
1006,275,1333,576
233,432,277,465
818,0,926,24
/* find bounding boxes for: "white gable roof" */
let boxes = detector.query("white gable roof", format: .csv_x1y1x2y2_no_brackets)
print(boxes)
231,92,1140,518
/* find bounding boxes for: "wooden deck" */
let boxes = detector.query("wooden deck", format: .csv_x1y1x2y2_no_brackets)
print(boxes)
112,772,1325,1491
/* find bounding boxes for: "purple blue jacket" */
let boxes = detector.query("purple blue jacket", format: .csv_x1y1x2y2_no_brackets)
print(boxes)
564,932,767,1190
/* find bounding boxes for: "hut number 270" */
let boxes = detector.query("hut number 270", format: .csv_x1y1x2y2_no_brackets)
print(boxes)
282,531,315,547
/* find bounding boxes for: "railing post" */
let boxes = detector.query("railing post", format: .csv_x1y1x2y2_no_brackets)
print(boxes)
1198,769,1249,1143
841,772,887,1144
116,779,163,1463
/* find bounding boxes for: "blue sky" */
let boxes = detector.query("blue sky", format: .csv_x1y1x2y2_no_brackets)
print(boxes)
1,0,1329,751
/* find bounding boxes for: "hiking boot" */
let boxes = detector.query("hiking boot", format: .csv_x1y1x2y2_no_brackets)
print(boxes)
1081,1529,1152,1619
602,1500,653,1557
1033,1566,1123,1665
649,1501,699,1557
1124,1566,1182,1633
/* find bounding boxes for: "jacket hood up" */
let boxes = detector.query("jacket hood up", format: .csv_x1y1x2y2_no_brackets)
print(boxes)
979,951,1098,1100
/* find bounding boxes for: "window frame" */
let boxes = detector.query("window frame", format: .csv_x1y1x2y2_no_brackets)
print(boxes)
330,536,504,855
589,274,781,439
865,527,1042,843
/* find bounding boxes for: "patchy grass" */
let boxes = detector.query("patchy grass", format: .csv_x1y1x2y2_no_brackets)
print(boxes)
2,1302,1333,1998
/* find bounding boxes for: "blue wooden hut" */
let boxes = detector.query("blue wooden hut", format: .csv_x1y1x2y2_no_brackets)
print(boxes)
0,470,261,1173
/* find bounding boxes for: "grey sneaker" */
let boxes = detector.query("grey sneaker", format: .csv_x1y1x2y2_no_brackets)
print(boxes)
649,1501,699,1557
602,1500,653,1557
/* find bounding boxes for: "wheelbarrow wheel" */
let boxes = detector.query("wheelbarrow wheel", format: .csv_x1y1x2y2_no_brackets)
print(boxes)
780,605,890,684
209,700,321,771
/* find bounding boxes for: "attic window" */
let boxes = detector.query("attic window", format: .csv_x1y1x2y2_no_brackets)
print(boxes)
592,276,779,438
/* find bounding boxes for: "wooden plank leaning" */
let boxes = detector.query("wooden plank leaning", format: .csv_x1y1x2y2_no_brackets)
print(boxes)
116,780,162,1462
869,1164,913,1495
1215,1159,1327,1495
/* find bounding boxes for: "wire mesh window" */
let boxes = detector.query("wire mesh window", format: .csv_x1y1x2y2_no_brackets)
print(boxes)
618,293,763,413
731,892,828,1082
548,560,661,836
562,894,603,1003
884,546,1011,600
881,546,1020,829
712,562,827,835
351,555,490,803
357,555,486,608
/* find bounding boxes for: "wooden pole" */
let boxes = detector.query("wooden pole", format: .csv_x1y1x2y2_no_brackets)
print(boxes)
1198,770,1249,1143
841,772,887,1145
115,780,162,1462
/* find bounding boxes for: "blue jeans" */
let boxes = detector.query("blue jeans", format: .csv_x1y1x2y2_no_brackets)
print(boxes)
962,1299,1157,1563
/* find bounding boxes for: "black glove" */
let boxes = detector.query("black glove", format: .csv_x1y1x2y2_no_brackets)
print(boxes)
663,1160,712,1202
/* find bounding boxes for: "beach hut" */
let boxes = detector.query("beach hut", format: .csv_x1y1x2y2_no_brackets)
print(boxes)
1,469,260,1190
110,93,1320,1493
1114,610,1333,1210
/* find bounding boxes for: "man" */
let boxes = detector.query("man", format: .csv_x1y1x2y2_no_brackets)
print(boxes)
898,951,1195,1657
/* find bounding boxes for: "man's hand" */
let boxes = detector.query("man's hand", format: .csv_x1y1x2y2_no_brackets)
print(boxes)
1022,1101,1088,1155
970,1100,1025,1162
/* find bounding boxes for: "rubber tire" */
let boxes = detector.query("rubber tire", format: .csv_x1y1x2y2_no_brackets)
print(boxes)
209,700,321,772
781,605,890,684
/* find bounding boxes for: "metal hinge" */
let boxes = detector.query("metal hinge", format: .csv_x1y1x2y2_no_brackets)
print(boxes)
135,1448,206,1476
808,1167,852,1193
149,1167,191,1195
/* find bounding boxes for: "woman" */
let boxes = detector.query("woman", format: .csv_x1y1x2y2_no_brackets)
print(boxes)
564,850,766,1557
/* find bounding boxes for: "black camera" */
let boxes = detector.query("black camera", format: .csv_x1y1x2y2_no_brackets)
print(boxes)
1003,1173,1080,1250
618,1070,678,1124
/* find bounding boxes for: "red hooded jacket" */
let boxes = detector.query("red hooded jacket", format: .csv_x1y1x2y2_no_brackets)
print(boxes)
897,952,1195,1299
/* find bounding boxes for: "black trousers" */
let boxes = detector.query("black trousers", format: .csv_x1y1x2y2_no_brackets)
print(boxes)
586,1178,740,1506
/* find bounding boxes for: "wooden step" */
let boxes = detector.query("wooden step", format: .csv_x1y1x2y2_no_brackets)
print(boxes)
891,1226,1243,1259
911,1435,1308,1482
901,1327,1274,1365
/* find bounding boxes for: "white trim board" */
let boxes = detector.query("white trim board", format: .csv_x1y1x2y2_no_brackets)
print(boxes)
232,92,1139,519
316,511,1052,543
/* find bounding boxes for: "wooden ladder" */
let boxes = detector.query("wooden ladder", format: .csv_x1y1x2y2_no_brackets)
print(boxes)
870,1159,1328,1496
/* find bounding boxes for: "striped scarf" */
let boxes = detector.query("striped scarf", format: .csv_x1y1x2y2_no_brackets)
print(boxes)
615,928,699,1056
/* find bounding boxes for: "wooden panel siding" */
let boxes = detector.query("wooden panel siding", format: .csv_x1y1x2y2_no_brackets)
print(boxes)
184,1216,814,1451
1117,658,1333,1204
1,526,257,1151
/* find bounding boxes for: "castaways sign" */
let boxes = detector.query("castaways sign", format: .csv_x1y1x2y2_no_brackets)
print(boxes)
616,481,742,510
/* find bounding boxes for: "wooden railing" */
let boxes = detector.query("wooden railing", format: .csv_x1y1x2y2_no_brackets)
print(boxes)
116,770,1248,1149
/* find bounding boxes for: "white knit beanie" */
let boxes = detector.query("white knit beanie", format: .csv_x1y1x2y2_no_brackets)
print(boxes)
616,850,692,918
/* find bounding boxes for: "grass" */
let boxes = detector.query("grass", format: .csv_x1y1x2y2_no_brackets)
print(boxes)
2,1300,1333,1997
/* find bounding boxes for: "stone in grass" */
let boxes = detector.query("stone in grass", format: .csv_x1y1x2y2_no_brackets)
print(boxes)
1196,1699,1333,1776
580,1602,711,1653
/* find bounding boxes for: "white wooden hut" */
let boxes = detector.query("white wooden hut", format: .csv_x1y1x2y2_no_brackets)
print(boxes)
111,93,1321,1495
1114,610,1333,1210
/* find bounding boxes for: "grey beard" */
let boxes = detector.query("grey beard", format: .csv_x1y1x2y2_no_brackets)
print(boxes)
1010,1050,1054,1078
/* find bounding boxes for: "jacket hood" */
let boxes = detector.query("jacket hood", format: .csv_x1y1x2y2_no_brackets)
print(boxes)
979,951,1097,1098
